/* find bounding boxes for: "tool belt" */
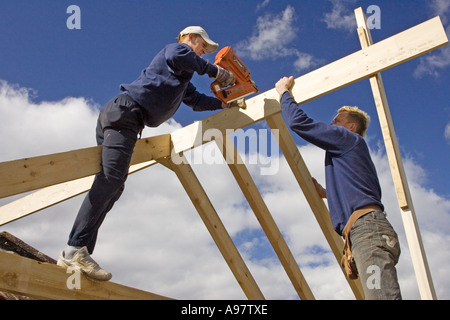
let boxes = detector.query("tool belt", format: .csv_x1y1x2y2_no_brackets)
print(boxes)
341,204,382,280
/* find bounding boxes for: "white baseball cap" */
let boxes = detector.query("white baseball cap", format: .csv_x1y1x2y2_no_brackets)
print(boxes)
177,26,219,53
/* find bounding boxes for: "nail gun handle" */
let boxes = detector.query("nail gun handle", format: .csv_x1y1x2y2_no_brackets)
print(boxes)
215,66,236,87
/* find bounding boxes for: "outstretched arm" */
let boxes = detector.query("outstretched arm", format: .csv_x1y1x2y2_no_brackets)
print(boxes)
275,76,295,96
275,76,360,155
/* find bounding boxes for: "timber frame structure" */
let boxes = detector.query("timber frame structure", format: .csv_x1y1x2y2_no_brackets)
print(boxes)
0,8,447,300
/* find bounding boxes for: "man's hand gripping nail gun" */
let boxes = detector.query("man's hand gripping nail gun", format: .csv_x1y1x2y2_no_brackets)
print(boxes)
211,46,259,109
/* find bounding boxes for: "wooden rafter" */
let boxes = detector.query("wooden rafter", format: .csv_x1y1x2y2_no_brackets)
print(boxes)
165,154,265,300
215,134,315,300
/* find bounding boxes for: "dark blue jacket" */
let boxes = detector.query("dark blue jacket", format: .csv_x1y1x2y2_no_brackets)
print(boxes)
120,43,222,127
281,92,383,235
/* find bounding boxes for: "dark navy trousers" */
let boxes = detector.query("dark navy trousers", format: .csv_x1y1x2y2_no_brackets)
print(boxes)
68,94,145,253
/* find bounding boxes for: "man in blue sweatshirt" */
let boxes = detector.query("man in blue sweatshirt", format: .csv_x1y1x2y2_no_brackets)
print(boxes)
275,76,401,299
57,26,236,281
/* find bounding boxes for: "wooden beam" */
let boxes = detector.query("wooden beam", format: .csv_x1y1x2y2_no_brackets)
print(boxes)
354,7,437,300
0,250,172,300
171,99,281,154
291,16,448,105
0,134,171,199
266,113,365,300
215,133,315,300
0,161,156,226
166,155,265,300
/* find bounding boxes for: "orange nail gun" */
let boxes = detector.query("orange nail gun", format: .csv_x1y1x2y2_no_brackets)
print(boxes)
211,46,259,107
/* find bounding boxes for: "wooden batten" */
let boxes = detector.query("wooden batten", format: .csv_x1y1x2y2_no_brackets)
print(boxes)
0,134,171,199
0,161,156,226
167,155,265,300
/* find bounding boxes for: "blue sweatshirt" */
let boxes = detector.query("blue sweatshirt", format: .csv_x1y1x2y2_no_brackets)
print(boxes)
120,43,222,127
281,92,383,235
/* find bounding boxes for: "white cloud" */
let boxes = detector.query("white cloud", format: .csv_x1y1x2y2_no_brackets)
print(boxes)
236,5,297,61
236,6,321,72
414,31,450,78
414,0,450,78
430,0,450,25
0,80,100,161
445,122,450,144
1,81,449,299
256,0,270,11
322,0,357,33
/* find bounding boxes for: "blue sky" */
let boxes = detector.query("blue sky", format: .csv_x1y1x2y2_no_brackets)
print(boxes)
1,0,450,300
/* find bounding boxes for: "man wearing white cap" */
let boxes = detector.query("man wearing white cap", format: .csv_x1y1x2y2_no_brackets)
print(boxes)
177,26,220,54
57,26,235,281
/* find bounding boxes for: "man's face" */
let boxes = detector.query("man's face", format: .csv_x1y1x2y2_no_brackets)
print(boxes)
331,112,356,133
190,34,208,56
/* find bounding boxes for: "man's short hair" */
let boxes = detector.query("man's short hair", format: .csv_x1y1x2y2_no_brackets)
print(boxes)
338,106,370,137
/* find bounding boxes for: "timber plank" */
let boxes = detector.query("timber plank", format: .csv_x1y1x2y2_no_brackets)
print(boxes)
0,134,170,199
0,161,156,226
0,250,172,300
291,16,448,104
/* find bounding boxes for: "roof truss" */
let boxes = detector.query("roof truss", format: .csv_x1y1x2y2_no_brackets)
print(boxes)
0,9,447,300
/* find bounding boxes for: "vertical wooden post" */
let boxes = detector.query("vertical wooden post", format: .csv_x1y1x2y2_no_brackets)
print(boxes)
166,155,265,300
354,7,437,299
215,133,315,300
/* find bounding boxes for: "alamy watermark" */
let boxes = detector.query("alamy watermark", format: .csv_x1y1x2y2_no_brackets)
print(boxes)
67,4,382,31
66,266,81,290
66,5,81,30
64,4,382,37
366,5,381,30
171,125,280,176
366,264,381,290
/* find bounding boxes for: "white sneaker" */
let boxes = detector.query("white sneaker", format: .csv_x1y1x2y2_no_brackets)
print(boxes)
57,246,112,281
